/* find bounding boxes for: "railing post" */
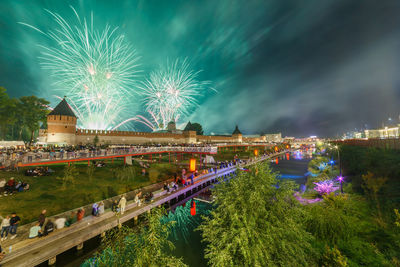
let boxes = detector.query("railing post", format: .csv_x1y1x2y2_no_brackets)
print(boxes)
48,256,57,265
77,243,84,250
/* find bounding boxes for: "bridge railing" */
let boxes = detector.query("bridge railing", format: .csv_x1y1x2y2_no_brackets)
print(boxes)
0,146,218,166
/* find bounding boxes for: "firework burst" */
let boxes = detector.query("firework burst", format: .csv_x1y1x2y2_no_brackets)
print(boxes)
138,58,212,130
20,7,141,130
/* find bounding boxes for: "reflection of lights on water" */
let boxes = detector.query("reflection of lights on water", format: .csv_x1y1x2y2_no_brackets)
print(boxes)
161,200,210,243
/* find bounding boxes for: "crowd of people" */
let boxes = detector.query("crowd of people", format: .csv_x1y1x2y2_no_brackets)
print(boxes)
24,166,52,177
0,177,30,196
0,143,218,167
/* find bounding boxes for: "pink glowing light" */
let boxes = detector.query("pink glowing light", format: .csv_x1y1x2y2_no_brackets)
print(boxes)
313,180,339,195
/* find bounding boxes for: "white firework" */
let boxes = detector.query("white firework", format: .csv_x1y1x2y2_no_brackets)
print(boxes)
20,6,141,130
138,58,212,130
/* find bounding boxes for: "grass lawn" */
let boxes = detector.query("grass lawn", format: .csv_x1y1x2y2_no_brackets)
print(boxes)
0,148,257,224
0,158,180,224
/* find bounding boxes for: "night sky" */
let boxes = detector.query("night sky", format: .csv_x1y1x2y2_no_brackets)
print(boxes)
1,0,400,137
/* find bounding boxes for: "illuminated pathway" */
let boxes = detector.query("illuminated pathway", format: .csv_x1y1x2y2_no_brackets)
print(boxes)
0,151,286,267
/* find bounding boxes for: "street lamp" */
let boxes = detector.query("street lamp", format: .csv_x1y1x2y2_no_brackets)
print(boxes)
334,145,341,176
337,175,344,193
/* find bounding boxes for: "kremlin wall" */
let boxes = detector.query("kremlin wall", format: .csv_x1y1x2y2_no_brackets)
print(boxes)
39,99,281,145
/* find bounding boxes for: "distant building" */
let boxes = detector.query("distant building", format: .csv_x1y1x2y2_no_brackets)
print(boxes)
243,132,282,143
365,126,400,139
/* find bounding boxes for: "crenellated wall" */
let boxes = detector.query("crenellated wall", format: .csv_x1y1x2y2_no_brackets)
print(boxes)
70,129,197,145
42,112,276,145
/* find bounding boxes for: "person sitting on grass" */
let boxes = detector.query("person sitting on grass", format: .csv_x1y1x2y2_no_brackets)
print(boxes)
4,177,15,195
23,182,30,191
28,223,42,239
0,179,5,195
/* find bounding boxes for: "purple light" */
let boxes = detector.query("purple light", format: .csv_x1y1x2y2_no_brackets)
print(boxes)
337,176,344,183
294,192,322,205
313,180,339,195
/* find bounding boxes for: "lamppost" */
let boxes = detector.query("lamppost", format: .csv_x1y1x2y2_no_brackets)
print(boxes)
334,145,341,176
333,144,344,193
337,175,344,193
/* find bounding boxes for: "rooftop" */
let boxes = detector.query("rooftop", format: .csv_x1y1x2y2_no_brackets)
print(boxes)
48,98,76,117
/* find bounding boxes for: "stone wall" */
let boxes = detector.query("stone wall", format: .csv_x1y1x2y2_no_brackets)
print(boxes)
75,129,196,145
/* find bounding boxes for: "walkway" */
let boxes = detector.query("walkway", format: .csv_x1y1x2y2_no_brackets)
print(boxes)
0,152,284,267
1,146,218,168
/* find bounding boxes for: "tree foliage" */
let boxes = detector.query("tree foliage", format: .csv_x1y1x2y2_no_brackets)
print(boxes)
57,164,79,189
198,163,315,267
184,121,203,135
0,88,49,142
19,96,50,143
86,207,187,267
0,87,18,139
87,163,96,181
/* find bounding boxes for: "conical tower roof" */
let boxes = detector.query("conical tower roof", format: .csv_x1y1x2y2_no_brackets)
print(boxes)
232,125,242,135
184,121,192,131
48,98,76,117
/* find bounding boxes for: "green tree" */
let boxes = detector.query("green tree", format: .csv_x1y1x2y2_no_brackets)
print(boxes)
191,122,203,135
87,207,187,267
87,163,96,181
57,164,79,189
305,194,357,244
19,96,49,144
0,87,18,139
361,172,387,223
93,135,99,147
322,245,348,267
183,121,203,135
198,163,315,266
395,209,400,228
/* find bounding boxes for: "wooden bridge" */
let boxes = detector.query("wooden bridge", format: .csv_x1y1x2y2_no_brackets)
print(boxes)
0,152,284,267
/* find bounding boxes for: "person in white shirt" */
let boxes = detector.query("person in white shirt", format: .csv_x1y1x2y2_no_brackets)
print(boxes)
1,215,10,241
0,179,5,195
54,217,67,230
119,196,127,215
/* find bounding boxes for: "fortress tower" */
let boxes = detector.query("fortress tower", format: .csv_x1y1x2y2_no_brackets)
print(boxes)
46,98,77,144
232,125,243,143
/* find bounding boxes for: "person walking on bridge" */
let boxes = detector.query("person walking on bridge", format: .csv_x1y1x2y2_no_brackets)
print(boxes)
9,212,20,239
119,195,127,215
1,215,10,241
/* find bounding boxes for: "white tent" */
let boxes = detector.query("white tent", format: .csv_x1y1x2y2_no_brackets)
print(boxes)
0,141,25,148
204,155,216,164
